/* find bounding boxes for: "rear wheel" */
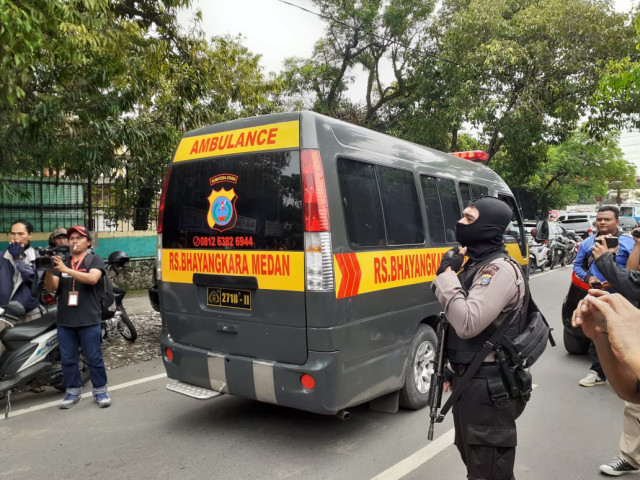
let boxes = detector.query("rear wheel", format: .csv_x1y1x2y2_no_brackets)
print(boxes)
399,324,437,410
117,308,138,342
528,256,537,275
563,328,590,355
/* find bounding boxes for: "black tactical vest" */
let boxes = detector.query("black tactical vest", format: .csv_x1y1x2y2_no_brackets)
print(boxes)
446,253,527,365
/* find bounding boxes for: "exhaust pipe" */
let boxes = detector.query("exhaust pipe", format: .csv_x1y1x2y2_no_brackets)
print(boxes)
336,409,351,420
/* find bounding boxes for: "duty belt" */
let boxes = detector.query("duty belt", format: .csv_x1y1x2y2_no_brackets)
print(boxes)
451,362,498,378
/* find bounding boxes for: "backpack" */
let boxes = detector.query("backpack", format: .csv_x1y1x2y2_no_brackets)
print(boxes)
501,294,555,367
500,259,556,367
100,273,117,320
85,254,116,320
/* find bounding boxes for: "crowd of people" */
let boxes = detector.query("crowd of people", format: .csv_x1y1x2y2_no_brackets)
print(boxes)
1,222,111,409
3,204,640,476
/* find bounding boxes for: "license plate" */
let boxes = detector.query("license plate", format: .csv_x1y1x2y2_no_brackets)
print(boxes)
206,287,252,310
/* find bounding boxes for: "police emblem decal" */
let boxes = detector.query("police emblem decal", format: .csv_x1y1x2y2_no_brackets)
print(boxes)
206,174,238,232
479,273,493,286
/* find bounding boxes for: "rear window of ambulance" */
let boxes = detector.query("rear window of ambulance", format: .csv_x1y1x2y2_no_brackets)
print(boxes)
162,151,303,251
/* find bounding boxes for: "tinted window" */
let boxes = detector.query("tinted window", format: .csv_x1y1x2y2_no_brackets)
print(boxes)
377,166,424,245
459,183,489,206
162,151,303,250
437,178,462,243
338,159,423,247
420,176,461,244
421,177,446,244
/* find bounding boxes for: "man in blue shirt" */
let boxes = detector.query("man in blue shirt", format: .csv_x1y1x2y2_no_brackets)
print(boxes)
573,206,634,386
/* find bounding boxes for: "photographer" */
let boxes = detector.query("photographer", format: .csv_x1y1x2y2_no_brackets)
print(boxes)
573,233,640,476
0,220,40,317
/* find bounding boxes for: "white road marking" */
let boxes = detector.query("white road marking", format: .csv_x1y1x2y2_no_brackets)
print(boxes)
371,428,455,480
371,383,540,479
0,372,166,420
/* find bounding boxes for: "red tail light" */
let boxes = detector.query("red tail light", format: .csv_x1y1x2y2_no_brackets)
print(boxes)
301,149,329,232
300,374,316,390
157,166,172,234
41,293,57,305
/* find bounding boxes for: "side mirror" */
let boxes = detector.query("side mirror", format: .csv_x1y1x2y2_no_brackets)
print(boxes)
535,220,549,242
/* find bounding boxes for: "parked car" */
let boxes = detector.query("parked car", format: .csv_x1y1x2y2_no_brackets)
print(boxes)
618,216,638,233
558,217,594,239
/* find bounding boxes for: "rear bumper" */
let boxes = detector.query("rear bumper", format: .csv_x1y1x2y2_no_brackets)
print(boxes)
160,331,404,415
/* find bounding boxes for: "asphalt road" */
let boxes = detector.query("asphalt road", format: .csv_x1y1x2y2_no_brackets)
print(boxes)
0,266,627,480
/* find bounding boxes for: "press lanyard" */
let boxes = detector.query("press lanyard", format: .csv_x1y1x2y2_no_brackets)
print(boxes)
68,253,87,307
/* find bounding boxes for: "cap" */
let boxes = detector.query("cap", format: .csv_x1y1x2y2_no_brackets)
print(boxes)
67,225,91,239
52,227,68,238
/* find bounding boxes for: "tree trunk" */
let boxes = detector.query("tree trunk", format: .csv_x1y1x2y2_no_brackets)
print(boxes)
133,186,155,231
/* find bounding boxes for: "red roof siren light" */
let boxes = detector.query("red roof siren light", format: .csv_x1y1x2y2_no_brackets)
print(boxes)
450,150,490,162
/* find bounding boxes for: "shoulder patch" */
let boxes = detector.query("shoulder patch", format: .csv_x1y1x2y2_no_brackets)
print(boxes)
475,261,502,287
477,273,494,286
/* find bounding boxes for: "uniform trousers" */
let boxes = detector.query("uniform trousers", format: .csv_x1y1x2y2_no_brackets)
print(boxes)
619,401,640,469
452,372,526,480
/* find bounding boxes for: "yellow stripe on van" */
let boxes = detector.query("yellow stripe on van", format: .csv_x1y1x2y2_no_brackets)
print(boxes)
161,249,305,291
334,245,528,298
173,121,300,163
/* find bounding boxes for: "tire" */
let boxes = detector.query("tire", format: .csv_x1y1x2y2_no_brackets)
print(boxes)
399,324,437,410
528,256,537,275
563,328,590,355
117,307,138,342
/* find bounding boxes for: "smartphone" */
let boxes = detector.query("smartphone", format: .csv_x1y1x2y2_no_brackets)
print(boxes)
593,311,608,332
590,281,603,289
605,237,619,248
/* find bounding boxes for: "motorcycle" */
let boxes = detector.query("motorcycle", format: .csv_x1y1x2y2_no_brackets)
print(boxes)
563,231,581,265
527,235,549,275
548,235,574,270
101,251,137,342
0,301,90,417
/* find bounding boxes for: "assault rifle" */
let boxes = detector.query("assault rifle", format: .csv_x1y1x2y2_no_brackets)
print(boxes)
427,312,449,440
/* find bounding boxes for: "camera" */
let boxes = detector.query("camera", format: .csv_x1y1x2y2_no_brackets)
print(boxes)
35,245,71,270
632,230,640,238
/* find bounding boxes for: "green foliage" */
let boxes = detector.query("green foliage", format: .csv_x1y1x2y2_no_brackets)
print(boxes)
591,13,640,131
515,132,636,216
0,0,281,229
280,0,435,127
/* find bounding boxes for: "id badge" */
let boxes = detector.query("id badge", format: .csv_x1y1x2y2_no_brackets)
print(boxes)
68,291,79,307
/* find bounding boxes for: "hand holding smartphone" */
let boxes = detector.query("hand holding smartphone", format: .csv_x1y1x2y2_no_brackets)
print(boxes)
605,236,619,248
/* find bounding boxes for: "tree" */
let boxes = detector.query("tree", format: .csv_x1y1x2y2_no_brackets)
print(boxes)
591,13,640,133
280,0,435,127
409,0,638,176
506,132,637,217
0,1,281,229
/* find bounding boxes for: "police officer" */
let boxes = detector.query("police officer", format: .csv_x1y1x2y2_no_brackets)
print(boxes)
433,196,527,480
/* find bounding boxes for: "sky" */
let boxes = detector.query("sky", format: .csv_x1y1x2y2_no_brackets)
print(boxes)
178,0,638,74
177,0,640,167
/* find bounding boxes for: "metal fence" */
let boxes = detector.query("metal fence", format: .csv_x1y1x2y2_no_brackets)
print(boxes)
0,175,160,233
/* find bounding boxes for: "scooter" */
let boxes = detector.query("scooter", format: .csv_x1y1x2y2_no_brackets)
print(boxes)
101,251,137,342
0,301,89,417
527,236,549,275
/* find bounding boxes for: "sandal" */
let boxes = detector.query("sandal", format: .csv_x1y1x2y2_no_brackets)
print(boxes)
30,386,46,393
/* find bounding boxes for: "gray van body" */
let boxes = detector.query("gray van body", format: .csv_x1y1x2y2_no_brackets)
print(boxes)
157,111,527,415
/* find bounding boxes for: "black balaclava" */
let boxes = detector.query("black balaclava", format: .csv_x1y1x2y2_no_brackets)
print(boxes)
455,196,513,261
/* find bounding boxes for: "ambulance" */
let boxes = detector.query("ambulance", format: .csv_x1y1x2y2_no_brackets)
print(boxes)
155,111,528,415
